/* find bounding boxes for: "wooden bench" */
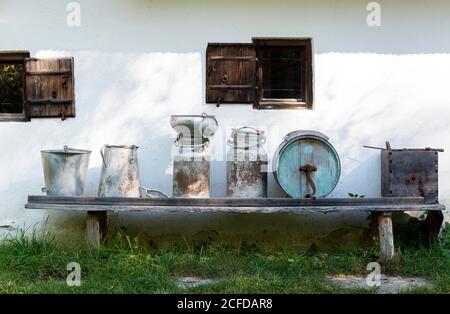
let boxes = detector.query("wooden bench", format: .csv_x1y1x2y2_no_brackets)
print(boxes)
25,196,446,259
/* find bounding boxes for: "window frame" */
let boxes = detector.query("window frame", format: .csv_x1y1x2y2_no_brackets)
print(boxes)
252,37,314,110
0,51,30,122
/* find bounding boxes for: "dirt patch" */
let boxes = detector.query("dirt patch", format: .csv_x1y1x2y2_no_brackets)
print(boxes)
327,274,432,293
176,276,220,289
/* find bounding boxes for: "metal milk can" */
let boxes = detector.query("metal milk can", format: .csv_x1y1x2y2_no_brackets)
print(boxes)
173,143,211,198
98,145,141,197
226,127,268,198
41,146,91,196
171,113,218,198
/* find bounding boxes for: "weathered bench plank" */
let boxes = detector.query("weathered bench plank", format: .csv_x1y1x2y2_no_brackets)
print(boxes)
25,203,445,213
24,196,446,260
26,196,444,210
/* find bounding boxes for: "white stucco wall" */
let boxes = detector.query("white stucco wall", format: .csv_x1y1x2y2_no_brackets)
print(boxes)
0,0,449,249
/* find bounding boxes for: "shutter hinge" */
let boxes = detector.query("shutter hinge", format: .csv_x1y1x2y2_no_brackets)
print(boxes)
60,108,66,121
216,96,222,108
62,76,69,89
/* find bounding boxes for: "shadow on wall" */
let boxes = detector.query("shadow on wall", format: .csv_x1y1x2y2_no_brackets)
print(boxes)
106,211,371,251
82,136,175,197
332,154,381,198
1,48,450,248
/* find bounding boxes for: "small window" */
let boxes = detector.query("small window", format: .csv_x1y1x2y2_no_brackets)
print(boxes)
261,47,303,100
0,51,76,122
206,38,313,110
0,51,29,121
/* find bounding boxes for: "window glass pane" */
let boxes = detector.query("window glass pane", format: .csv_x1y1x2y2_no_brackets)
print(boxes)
262,47,303,100
0,63,24,113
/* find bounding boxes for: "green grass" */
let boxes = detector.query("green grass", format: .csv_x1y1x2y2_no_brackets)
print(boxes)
0,224,449,294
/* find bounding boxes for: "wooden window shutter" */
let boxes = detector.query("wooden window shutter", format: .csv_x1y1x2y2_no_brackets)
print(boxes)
206,43,257,105
24,57,75,120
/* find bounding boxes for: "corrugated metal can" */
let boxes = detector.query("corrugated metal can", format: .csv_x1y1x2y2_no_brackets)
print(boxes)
98,145,141,197
226,127,268,198
41,146,91,196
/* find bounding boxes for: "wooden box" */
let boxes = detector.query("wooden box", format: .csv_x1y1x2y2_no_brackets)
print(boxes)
381,149,439,203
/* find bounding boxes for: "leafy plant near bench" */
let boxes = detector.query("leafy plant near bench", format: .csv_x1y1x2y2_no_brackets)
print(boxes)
440,222,450,259
348,192,366,198
0,64,23,113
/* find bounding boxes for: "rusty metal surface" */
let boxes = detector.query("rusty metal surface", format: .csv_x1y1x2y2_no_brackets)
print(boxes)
227,160,267,198
381,149,439,203
172,137,211,198
226,127,267,198
299,163,317,198
173,160,210,198
171,114,216,198
98,145,141,197
41,146,91,196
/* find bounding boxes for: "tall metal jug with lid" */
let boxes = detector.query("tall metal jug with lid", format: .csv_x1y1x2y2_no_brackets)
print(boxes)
98,145,141,197
226,127,268,198
170,113,218,198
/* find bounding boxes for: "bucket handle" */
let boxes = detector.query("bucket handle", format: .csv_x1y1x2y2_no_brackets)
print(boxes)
63,145,80,152
139,187,169,198
100,145,107,168
100,145,138,166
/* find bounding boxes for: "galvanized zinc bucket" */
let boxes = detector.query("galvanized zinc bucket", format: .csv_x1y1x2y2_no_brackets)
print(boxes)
41,146,91,196
226,127,268,198
98,145,141,197
273,130,341,198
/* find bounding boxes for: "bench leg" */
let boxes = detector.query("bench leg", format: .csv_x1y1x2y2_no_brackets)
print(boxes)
423,210,444,241
378,212,394,260
86,211,107,249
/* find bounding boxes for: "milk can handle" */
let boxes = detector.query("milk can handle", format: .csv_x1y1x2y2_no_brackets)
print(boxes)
100,145,107,168
238,126,266,144
201,112,218,126
236,126,259,133
139,187,169,198
227,126,266,147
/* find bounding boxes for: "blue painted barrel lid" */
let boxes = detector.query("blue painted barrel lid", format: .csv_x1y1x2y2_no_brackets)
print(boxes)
273,130,341,198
